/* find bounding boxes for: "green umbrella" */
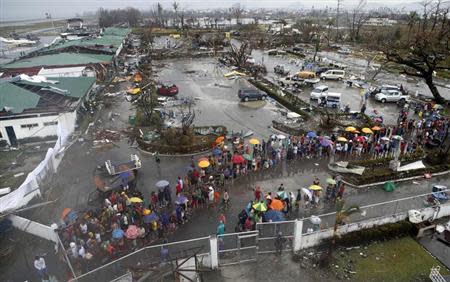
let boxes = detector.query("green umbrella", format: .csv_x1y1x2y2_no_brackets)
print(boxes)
243,154,253,161
252,202,267,212
383,181,395,192
277,191,288,199
326,178,336,185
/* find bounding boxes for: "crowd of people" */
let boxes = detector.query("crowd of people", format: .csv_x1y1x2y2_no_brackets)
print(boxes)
55,100,448,277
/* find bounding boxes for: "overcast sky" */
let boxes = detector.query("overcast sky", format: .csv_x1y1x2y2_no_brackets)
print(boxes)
0,0,422,22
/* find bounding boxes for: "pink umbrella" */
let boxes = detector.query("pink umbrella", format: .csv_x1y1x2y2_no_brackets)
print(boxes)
125,225,139,239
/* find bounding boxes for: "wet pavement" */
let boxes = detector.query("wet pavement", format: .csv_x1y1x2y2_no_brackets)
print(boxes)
155,58,284,139
249,48,450,126
2,55,450,281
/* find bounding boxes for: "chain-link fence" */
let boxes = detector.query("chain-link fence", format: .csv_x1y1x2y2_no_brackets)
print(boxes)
71,236,210,282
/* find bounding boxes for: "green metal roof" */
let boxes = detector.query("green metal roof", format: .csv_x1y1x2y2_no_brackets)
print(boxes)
103,27,131,37
0,82,40,113
17,77,96,99
44,34,125,53
3,53,113,69
0,77,96,114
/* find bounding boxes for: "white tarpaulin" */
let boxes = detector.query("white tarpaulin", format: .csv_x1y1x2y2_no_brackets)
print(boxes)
287,112,301,119
0,113,75,213
397,160,426,172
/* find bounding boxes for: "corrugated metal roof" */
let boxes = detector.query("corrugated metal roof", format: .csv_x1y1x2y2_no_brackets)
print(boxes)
3,53,112,69
103,27,131,37
17,76,96,99
44,34,125,53
0,76,96,114
38,66,86,76
0,82,40,113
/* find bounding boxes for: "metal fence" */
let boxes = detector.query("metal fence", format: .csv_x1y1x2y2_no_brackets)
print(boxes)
301,189,448,234
71,236,210,282
256,220,295,254
68,189,449,281
218,231,258,266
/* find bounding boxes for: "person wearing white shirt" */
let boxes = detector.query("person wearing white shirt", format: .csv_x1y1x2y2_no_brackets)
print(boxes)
34,256,48,279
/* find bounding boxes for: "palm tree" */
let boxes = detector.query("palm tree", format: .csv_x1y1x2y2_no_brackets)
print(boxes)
323,198,360,265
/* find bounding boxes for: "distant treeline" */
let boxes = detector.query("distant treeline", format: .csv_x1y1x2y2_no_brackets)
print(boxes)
98,7,140,28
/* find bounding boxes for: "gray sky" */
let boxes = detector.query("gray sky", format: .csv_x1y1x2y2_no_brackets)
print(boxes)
0,0,421,22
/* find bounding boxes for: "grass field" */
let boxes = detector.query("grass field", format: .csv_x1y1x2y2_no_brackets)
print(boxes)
0,20,65,36
334,236,450,281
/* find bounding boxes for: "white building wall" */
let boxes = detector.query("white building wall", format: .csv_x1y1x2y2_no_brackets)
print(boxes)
0,111,77,145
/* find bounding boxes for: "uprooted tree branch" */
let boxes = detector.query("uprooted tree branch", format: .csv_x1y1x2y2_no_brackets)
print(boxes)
228,41,252,69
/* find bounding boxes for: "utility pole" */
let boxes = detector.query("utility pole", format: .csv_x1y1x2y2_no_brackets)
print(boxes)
336,0,343,42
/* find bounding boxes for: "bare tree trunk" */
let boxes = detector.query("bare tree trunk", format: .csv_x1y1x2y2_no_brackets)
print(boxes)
424,74,444,104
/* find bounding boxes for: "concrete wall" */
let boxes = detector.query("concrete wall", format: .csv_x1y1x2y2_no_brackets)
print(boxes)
0,111,76,145
298,204,450,250
8,214,58,243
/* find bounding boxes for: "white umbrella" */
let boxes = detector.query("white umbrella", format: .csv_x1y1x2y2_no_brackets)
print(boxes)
301,187,312,199
310,215,321,225
277,134,286,140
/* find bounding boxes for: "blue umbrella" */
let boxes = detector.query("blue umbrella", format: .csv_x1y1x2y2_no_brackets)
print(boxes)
264,210,285,222
156,180,169,188
143,213,159,223
212,148,222,156
119,171,131,180
67,210,78,223
175,195,188,204
307,131,317,138
112,228,124,239
320,138,332,147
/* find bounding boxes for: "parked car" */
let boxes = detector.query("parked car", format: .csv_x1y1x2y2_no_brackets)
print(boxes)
375,90,410,103
296,71,316,79
320,69,345,80
315,67,330,76
278,75,303,88
369,84,402,96
157,83,179,96
238,89,267,102
325,92,342,108
310,85,329,100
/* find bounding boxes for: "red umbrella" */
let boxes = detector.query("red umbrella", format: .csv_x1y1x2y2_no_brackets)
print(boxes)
354,136,366,143
232,154,245,164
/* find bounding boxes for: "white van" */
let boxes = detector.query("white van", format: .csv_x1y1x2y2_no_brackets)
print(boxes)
310,85,329,100
320,70,346,80
325,92,342,108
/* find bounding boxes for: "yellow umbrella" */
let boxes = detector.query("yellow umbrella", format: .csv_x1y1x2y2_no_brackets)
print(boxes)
337,136,348,142
252,202,267,212
198,160,210,168
129,197,143,203
249,138,260,145
143,209,151,215
371,126,381,131
309,185,322,191
362,127,373,134
126,88,141,95
345,126,357,132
